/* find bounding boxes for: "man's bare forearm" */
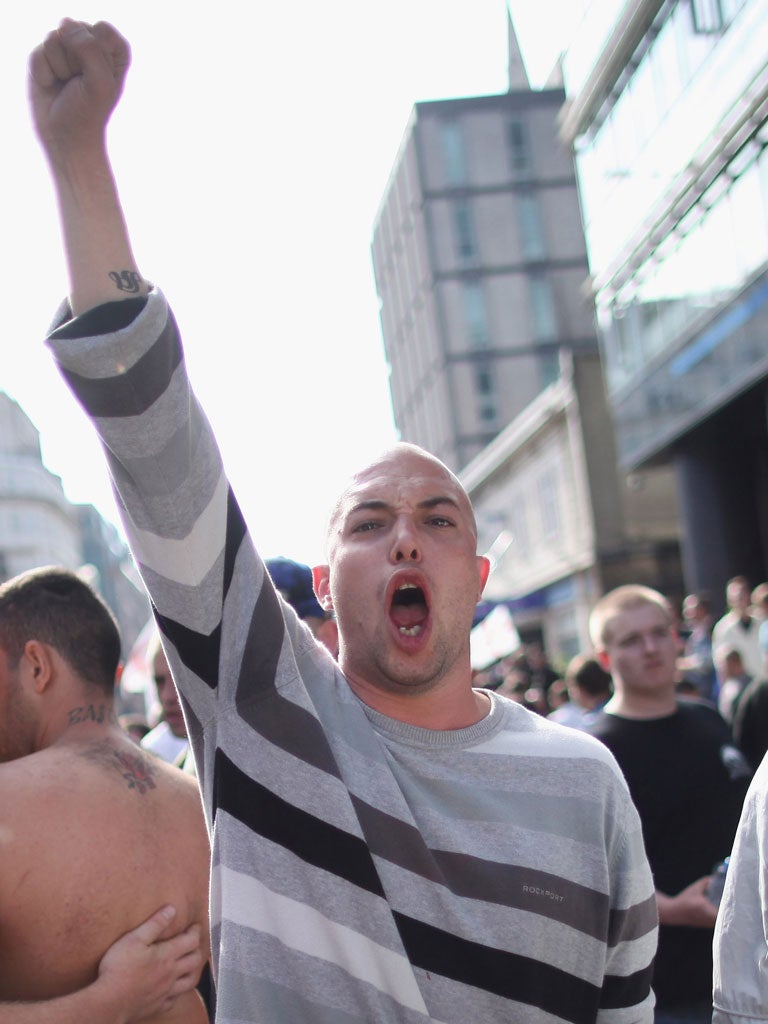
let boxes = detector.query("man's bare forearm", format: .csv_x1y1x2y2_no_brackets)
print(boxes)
0,981,132,1024
28,19,147,316
48,149,146,316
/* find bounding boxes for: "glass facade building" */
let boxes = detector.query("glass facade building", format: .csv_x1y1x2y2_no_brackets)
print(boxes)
561,0,768,596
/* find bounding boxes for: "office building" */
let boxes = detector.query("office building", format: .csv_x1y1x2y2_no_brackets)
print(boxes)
0,391,82,578
560,0,768,600
371,24,598,472
0,390,150,652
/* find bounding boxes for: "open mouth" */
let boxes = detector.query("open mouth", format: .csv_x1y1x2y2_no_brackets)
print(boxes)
390,581,429,637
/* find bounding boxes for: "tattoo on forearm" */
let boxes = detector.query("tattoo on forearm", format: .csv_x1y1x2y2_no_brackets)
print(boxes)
108,270,142,294
113,749,157,795
67,704,117,726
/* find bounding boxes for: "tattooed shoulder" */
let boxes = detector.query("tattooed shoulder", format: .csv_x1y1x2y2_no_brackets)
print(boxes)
79,740,159,796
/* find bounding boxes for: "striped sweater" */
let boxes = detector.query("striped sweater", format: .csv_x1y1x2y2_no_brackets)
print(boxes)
48,289,657,1024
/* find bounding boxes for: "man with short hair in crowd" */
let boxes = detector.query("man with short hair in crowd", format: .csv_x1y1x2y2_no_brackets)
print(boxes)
712,576,763,685
587,584,752,1024
30,19,659,1023
141,635,190,766
0,566,210,1023
676,592,717,702
548,653,612,731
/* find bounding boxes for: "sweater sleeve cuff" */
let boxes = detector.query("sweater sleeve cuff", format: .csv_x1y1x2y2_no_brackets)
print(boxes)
49,296,149,341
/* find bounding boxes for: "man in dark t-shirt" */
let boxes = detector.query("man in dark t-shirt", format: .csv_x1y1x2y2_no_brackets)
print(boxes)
588,585,751,1024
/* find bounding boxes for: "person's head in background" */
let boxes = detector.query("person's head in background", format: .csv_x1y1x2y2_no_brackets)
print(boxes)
266,556,339,658
147,633,187,739
717,648,748,683
0,565,122,762
682,592,713,628
564,653,613,710
751,582,768,620
726,576,752,618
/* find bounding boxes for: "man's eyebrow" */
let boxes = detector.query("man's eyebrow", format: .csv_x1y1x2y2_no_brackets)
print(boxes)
417,495,461,512
347,499,390,516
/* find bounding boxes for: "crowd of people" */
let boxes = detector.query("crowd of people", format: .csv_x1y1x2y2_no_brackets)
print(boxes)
2,15,767,1024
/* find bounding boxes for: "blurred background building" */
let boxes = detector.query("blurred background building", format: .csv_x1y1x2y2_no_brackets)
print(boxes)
0,391,150,654
560,0,768,603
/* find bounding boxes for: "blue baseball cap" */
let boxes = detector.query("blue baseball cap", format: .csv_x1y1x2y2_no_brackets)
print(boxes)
265,556,326,621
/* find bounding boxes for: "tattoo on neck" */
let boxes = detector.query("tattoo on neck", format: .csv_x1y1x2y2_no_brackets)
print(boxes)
67,704,116,726
113,749,157,795
108,270,142,294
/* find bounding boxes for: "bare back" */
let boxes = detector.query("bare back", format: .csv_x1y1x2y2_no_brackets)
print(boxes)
0,728,210,1023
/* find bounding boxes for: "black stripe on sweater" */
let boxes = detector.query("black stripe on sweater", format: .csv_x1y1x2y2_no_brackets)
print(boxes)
155,610,222,692
393,911,603,1023
214,749,385,898
59,305,183,418
599,962,655,1010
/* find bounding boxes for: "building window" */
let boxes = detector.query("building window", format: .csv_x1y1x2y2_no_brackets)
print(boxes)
516,191,547,260
479,401,497,424
529,274,558,342
440,120,467,187
507,119,531,175
475,360,497,424
538,351,560,389
475,364,494,396
453,201,477,262
690,0,724,33
463,281,491,349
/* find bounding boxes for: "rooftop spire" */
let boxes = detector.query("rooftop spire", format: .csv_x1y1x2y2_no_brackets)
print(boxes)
506,4,530,91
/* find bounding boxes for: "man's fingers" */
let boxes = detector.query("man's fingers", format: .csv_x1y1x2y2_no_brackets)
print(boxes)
167,965,203,998
173,947,204,976
130,904,177,945
43,19,124,88
163,921,202,956
92,20,132,73
38,29,73,85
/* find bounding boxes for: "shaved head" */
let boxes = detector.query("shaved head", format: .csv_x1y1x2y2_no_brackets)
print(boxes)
325,443,477,557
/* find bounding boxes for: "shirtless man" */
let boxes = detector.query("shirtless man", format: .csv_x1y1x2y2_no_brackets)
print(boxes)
0,566,211,1024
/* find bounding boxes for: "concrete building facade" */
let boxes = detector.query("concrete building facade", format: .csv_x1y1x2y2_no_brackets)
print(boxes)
0,391,150,653
0,392,82,578
371,60,598,473
462,350,681,660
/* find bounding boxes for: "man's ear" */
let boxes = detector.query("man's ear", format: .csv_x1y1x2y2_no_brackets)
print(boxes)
596,649,612,673
22,640,55,694
477,556,491,596
312,565,334,612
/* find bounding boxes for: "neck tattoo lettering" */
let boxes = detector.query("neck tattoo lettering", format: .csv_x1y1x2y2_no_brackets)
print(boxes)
67,704,116,726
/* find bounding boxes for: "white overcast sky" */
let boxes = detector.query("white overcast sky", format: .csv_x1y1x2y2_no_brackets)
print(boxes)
3,1,575,567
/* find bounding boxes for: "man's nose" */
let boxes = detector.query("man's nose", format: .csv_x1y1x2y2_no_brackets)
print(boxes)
390,519,421,563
